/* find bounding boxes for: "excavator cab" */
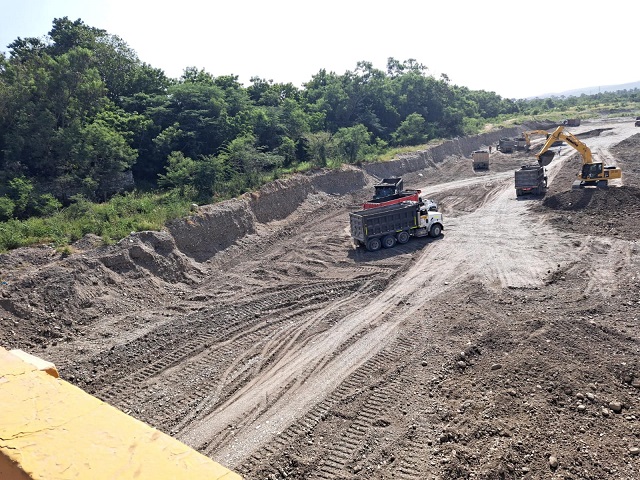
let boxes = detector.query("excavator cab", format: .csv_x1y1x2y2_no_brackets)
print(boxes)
581,163,603,179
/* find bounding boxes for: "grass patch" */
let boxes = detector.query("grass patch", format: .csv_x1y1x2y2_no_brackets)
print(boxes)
0,191,192,253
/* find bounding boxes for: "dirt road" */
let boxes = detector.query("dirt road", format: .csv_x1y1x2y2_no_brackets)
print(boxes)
1,118,639,479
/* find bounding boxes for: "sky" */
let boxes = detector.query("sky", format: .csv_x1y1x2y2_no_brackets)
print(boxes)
0,0,637,99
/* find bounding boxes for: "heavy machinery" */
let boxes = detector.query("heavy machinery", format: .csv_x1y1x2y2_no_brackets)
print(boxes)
515,164,547,197
472,150,490,170
0,347,241,480
371,177,404,198
521,130,551,152
362,177,438,212
350,200,443,251
563,118,581,126
363,177,421,209
514,136,528,151
497,137,517,153
535,126,622,189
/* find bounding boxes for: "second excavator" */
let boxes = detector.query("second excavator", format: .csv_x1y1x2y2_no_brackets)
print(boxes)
521,130,552,151
535,126,621,189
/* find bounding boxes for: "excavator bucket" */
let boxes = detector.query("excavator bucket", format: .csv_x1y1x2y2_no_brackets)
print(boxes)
538,150,555,167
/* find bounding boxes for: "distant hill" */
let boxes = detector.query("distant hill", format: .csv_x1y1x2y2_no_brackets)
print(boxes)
528,81,640,99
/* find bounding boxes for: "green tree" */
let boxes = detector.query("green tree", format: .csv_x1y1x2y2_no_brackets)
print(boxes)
75,118,138,200
220,134,283,188
7,176,33,217
0,197,15,221
157,151,197,197
303,131,333,167
333,124,371,163
392,113,427,146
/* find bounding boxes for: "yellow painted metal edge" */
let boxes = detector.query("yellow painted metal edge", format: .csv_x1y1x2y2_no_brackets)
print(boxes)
9,349,59,378
0,347,242,480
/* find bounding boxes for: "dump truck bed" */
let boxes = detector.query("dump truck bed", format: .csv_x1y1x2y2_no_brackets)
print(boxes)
472,150,489,170
515,165,545,188
372,178,403,199
350,203,419,243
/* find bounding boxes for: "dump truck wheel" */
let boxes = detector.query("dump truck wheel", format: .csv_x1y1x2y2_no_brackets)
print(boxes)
366,238,382,252
397,231,410,244
429,224,442,238
382,235,396,249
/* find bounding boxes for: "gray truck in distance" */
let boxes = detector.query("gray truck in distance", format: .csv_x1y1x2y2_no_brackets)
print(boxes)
515,164,547,197
497,138,517,153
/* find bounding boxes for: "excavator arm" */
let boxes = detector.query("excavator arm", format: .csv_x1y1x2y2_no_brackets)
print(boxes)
523,129,551,150
536,126,593,167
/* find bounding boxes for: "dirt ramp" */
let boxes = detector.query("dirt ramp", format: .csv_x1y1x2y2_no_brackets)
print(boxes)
251,167,366,223
612,133,640,187
249,177,314,224
543,185,640,211
0,229,204,345
309,166,366,195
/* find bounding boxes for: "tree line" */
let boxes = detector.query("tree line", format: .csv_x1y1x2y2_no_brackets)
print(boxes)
1,17,638,222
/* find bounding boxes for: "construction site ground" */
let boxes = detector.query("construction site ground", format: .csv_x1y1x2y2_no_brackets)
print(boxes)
1,118,639,479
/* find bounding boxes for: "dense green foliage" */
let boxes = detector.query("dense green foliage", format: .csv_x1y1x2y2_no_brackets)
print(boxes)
0,191,192,251
1,17,639,252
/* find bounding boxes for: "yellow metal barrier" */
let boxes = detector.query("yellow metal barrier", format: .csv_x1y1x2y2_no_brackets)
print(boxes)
0,346,241,480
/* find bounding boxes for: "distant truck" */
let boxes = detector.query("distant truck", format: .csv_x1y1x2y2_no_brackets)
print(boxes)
350,201,444,251
563,118,581,126
472,150,489,170
515,164,548,197
363,177,423,209
514,136,528,151
497,138,517,153
635,116,640,127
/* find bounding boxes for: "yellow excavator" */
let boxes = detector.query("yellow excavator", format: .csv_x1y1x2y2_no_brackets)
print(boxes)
521,130,551,151
535,126,622,189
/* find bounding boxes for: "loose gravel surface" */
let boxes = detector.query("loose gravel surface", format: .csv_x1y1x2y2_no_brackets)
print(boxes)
1,118,639,479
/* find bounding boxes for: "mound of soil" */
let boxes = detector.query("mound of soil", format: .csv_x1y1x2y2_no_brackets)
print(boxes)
540,186,640,239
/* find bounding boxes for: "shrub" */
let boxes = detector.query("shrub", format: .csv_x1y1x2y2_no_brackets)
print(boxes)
0,197,15,221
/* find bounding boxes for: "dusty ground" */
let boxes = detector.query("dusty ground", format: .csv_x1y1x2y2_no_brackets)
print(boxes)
1,118,639,479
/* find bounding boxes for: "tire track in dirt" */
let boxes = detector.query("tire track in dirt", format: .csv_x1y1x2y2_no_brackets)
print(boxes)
570,238,638,298
236,331,416,479
95,279,365,411
305,338,414,479
179,155,579,468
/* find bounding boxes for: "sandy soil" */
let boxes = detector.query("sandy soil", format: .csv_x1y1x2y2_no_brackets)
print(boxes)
1,118,639,479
